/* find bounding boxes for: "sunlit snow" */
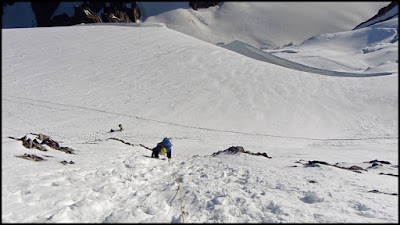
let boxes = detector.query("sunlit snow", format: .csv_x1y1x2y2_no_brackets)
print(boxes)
2,2,398,223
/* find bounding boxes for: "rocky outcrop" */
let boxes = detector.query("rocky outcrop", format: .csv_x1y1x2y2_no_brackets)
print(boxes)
9,133,75,154
16,153,45,162
101,2,140,23
2,1,141,28
212,146,272,158
189,2,220,10
72,3,103,24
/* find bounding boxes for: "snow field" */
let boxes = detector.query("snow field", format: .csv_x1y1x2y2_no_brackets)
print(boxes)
1,5,398,222
2,136,398,223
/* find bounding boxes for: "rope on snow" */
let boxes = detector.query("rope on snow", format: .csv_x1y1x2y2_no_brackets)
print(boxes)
173,167,185,223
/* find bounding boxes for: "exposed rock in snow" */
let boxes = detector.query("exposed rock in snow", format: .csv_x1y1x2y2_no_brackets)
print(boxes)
212,146,272,158
353,1,398,30
189,2,220,11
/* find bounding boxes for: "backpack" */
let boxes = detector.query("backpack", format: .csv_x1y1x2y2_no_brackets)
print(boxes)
160,147,167,155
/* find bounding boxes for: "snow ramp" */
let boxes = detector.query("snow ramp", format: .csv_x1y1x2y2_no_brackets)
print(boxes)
221,40,393,77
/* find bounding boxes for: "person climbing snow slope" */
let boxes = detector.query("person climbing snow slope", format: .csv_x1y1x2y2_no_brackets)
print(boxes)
151,137,172,161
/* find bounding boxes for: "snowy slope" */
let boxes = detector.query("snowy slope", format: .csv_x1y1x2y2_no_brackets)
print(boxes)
263,16,398,74
354,2,398,30
2,23,398,222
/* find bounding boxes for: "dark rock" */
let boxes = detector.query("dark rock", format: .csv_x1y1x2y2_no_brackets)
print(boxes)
369,189,398,196
59,146,75,154
348,165,365,171
367,159,391,164
11,134,75,154
255,152,272,158
371,162,380,167
22,138,32,148
332,164,366,173
101,2,140,23
353,1,398,30
133,3,141,21
72,4,103,24
3,1,141,28
35,144,48,152
60,160,75,165
305,163,321,168
42,139,60,150
212,146,271,158
229,146,245,153
379,172,398,177
189,2,220,10
16,153,44,161
307,160,330,165
37,134,48,141
102,10,130,23
212,146,244,156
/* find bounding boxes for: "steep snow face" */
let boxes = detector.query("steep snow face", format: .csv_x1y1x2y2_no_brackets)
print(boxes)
141,2,390,48
354,2,398,30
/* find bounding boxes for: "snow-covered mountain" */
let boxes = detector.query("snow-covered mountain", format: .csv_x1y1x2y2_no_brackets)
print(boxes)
140,2,393,48
2,1,392,48
2,2,398,223
353,1,398,30
261,15,398,75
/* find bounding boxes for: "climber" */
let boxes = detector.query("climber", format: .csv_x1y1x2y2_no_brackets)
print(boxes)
151,137,172,161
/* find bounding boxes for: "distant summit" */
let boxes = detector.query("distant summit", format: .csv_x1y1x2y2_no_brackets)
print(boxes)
353,1,398,30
